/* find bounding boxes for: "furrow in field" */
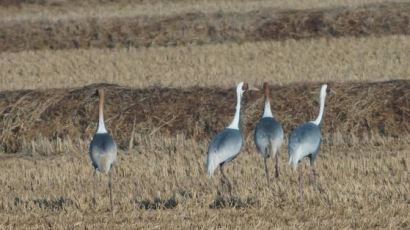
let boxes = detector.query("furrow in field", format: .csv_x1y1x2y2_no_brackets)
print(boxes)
1,2,410,52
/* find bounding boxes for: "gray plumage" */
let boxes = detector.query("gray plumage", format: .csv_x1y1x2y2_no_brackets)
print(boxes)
89,133,117,173
207,128,243,176
254,117,284,157
288,122,321,167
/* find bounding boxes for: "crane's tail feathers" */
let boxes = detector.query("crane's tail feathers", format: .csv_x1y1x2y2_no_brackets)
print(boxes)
270,138,283,157
288,145,300,170
206,154,218,177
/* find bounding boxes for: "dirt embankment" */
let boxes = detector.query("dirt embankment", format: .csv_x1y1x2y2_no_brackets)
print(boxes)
0,80,408,153
1,2,410,52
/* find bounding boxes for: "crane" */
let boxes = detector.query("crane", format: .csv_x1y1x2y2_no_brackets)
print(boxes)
206,82,256,196
89,88,117,212
288,84,330,199
254,82,284,183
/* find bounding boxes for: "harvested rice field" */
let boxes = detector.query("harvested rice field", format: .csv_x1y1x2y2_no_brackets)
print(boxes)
0,0,409,229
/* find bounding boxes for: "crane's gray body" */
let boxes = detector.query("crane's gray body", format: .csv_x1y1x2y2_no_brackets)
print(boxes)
254,117,284,157
207,128,243,176
89,133,117,174
288,122,321,167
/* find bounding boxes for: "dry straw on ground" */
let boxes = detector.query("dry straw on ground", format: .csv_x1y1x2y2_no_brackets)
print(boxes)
1,80,408,153
0,134,408,228
1,2,410,52
2,35,410,91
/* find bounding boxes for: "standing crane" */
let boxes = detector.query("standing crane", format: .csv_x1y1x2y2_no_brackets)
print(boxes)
254,82,284,183
288,84,330,199
206,82,256,196
89,88,117,212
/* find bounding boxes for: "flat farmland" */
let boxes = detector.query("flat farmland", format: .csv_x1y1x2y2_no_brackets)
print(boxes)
1,36,410,91
0,136,408,229
0,0,409,229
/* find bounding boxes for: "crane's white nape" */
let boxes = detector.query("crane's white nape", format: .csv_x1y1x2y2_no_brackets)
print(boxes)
262,82,273,118
262,100,273,118
227,82,247,130
311,84,328,126
96,89,108,134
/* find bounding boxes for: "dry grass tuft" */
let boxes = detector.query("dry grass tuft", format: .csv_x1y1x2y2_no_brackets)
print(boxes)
1,2,410,52
0,80,408,153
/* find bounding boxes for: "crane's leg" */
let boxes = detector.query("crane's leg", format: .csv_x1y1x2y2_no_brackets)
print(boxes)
92,169,97,207
274,150,279,178
108,167,114,213
309,161,317,186
220,165,232,197
309,166,316,185
298,165,304,203
264,155,270,184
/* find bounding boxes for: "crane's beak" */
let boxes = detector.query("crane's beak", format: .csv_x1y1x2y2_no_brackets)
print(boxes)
248,85,260,91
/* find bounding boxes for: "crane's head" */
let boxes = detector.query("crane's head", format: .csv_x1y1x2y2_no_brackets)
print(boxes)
98,88,104,96
263,82,270,97
94,88,105,99
321,84,328,97
321,84,335,97
236,82,247,96
236,82,259,96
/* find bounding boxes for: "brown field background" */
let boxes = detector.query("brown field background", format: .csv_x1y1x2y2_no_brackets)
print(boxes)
2,2,410,52
0,0,409,229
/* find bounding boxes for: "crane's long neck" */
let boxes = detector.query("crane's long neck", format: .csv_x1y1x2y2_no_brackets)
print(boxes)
262,97,273,118
312,90,326,126
97,94,107,134
227,91,242,130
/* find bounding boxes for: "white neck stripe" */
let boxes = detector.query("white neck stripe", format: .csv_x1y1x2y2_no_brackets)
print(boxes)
262,99,273,118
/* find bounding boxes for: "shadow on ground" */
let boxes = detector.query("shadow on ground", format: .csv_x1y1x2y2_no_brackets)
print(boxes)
209,195,259,209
